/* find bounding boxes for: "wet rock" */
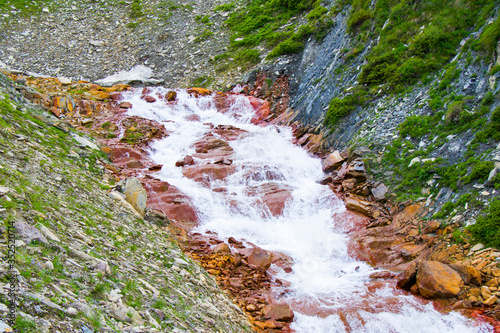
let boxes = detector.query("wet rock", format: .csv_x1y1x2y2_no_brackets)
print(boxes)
246,182,292,216
369,271,396,279
416,261,464,298
183,164,236,183
121,177,147,216
263,303,294,322
248,247,272,269
345,196,373,217
397,261,418,290
119,101,132,108
165,90,177,101
322,150,345,172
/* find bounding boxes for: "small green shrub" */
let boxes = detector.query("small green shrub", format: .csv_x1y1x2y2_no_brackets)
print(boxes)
324,89,367,126
476,15,500,55
347,8,372,31
466,160,494,184
398,115,432,139
468,199,500,248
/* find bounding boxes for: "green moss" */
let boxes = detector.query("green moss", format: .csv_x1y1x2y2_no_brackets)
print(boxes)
466,160,494,184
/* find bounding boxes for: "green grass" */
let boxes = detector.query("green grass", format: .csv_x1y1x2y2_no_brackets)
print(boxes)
324,88,368,126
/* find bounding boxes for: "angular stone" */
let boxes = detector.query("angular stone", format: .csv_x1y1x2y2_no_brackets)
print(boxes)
39,224,60,242
122,177,147,216
397,261,418,290
416,261,464,298
322,150,344,172
448,263,480,285
263,303,294,322
213,243,231,254
371,183,387,201
345,196,372,217
484,295,498,306
481,286,492,300
248,247,272,269
14,219,47,244
422,220,440,234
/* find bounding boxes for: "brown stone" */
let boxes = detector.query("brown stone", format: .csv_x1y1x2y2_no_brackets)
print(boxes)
397,261,418,290
345,196,373,217
213,243,231,254
484,295,498,306
322,150,345,172
481,286,492,300
263,303,294,322
143,95,156,103
422,220,441,234
369,271,396,279
416,261,464,298
247,247,272,269
119,101,132,109
166,90,177,101
448,263,477,285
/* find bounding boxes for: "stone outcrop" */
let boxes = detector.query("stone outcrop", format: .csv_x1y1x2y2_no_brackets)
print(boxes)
416,261,464,298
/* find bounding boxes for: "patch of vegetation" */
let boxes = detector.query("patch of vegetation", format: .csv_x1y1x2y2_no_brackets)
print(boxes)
468,199,500,248
0,0,51,16
339,0,498,92
221,0,333,64
129,0,144,19
324,88,368,126
190,75,213,88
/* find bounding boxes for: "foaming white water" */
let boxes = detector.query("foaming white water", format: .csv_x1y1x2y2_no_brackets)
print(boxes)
122,88,491,333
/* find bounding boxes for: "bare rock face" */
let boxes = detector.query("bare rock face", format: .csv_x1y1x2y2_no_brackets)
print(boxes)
416,261,464,299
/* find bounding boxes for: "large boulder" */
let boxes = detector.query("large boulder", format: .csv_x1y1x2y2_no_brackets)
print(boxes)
416,261,464,298
247,247,273,269
122,177,147,216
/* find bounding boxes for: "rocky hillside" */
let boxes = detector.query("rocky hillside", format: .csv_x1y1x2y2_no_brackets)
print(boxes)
0,73,252,332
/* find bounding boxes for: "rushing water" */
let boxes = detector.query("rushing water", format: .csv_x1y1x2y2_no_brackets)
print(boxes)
121,87,491,333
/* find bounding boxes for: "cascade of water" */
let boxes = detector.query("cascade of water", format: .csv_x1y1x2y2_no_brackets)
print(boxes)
122,87,491,333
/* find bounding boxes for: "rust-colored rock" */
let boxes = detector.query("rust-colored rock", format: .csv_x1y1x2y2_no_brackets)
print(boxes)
397,261,418,290
187,87,211,96
248,247,272,269
143,95,156,103
370,271,397,279
416,261,464,299
119,101,132,109
422,220,441,234
263,303,294,322
345,196,373,217
213,243,231,254
448,263,481,285
322,150,345,172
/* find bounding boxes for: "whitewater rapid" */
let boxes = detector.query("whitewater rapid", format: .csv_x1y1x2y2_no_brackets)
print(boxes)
121,87,491,333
